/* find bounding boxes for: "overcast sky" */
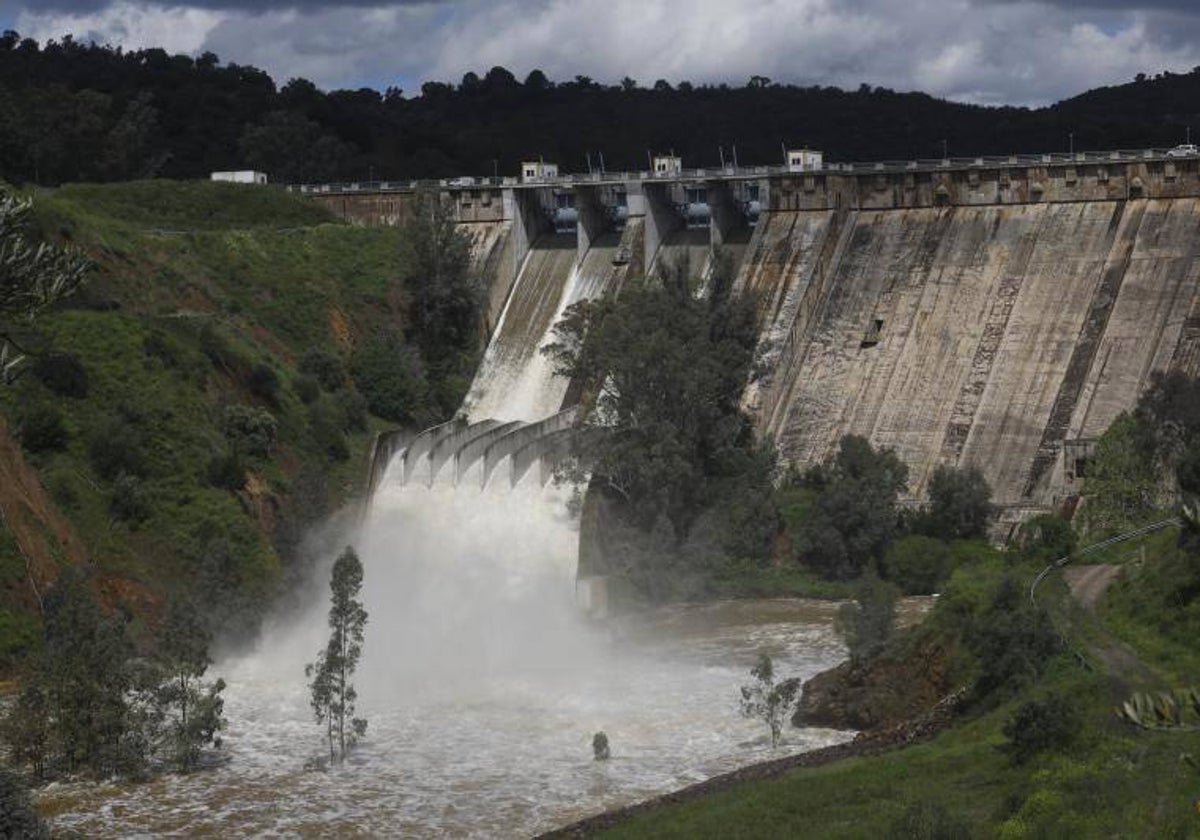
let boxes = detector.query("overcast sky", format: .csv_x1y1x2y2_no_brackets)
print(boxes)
6,0,1200,105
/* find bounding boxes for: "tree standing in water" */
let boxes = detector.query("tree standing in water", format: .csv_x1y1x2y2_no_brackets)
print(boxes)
306,546,368,762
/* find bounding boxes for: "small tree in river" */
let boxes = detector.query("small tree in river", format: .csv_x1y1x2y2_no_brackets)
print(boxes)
306,546,368,763
740,654,801,749
155,598,226,772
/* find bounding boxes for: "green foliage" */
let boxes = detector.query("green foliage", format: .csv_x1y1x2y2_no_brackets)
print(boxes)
205,450,246,492
1003,693,1080,764
547,261,768,547
1119,688,1200,730
306,546,368,763
0,767,48,839
915,464,995,540
885,799,972,840
1014,513,1078,566
245,362,280,403
401,193,482,371
298,348,344,391
1080,412,1160,534
154,599,227,772
881,535,953,595
739,654,801,749
293,372,320,404
31,351,88,397
794,436,908,580
836,573,900,660
966,575,1061,703
220,403,277,458
109,473,151,526
0,608,40,664
308,399,350,462
350,331,432,426
14,401,68,453
87,414,146,479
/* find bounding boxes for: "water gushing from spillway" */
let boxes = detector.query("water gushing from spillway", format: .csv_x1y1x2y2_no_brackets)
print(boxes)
42,229,858,837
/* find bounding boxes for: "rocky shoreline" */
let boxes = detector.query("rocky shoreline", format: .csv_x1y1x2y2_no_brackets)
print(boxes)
538,689,966,838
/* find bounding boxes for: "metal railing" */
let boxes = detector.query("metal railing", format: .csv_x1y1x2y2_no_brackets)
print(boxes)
284,147,1196,196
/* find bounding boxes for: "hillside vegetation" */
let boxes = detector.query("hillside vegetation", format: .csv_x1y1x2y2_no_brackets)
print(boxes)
0,179,467,664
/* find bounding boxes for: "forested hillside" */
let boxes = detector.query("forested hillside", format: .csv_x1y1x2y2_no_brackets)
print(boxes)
3,32,1200,185
0,180,478,666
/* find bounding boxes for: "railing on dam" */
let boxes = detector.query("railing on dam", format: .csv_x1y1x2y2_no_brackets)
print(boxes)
284,148,1195,196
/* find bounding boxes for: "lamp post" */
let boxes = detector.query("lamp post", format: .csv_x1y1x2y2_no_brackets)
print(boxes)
1069,132,1074,156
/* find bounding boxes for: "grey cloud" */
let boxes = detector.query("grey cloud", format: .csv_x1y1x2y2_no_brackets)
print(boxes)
13,0,444,12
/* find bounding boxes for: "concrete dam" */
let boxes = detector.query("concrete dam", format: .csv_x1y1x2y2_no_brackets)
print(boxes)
302,149,1200,516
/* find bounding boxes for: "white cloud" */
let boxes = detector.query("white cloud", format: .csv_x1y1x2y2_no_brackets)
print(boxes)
17,1,222,55
14,0,1200,104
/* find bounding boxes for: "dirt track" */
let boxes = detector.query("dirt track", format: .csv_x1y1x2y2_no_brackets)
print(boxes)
1062,564,1121,609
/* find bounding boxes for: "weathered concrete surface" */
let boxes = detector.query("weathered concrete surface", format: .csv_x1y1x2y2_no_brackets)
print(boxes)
743,200,1200,507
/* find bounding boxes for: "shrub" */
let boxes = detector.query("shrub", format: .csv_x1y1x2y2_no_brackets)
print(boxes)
205,451,246,492
916,464,996,540
142,330,180,367
109,474,151,526
1014,513,1077,566
33,352,88,398
968,575,1061,702
341,389,369,433
299,348,344,391
245,363,279,403
293,373,320,405
882,534,953,595
0,767,48,839
309,400,350,462
15,403,69,453
350,332,431,425
835,573,899,661
87,416,146,480
198,323,247,375
1002,693,1080,764
221,404,276,458
885,799,972,840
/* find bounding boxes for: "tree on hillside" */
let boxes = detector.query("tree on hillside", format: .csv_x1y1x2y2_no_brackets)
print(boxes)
306,546,368,763
402,193,481,372
0,192,89,382
836,573,899,660
794,436,908,580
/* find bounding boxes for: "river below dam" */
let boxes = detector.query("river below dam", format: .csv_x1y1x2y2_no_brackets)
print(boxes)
39,597,868,837
38,466,926,837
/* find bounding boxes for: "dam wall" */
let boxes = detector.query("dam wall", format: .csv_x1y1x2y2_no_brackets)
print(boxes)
741,199,1200,511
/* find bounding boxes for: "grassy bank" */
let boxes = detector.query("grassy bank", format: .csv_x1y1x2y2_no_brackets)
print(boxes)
0,180,451,655
594,530,1200,838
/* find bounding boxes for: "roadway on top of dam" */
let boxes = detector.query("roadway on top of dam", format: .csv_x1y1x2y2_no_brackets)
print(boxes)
286,147,1197,195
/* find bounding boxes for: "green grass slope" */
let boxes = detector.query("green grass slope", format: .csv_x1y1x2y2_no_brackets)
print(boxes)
0,180,444,655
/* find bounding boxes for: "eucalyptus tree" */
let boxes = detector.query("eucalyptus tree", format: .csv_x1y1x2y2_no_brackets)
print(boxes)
0,191,89,382
306,546,368,763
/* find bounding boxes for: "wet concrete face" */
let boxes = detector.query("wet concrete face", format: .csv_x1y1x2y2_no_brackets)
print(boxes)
743,200,1200,507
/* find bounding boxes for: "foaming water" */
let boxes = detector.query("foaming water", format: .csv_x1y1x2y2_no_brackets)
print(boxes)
40,463,856,837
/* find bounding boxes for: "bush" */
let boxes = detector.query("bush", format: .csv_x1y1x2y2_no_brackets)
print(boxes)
885,799,972,840
882,534,953,594
916,464,995,540
835,573,899,661
299,348,344,391
341,389,369,433
15,403,69,453
109,474,151,526
350,332,431,425
968,575,1061,702
308,400,350,462
220,404,276,458
87,416,146,480
0,767,47,839
33,352,88,398
245,363,279,403
1002,693,1080,764
205,451,246,492
142,330,181,368
1014,513,1077,566
293,373,320,405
